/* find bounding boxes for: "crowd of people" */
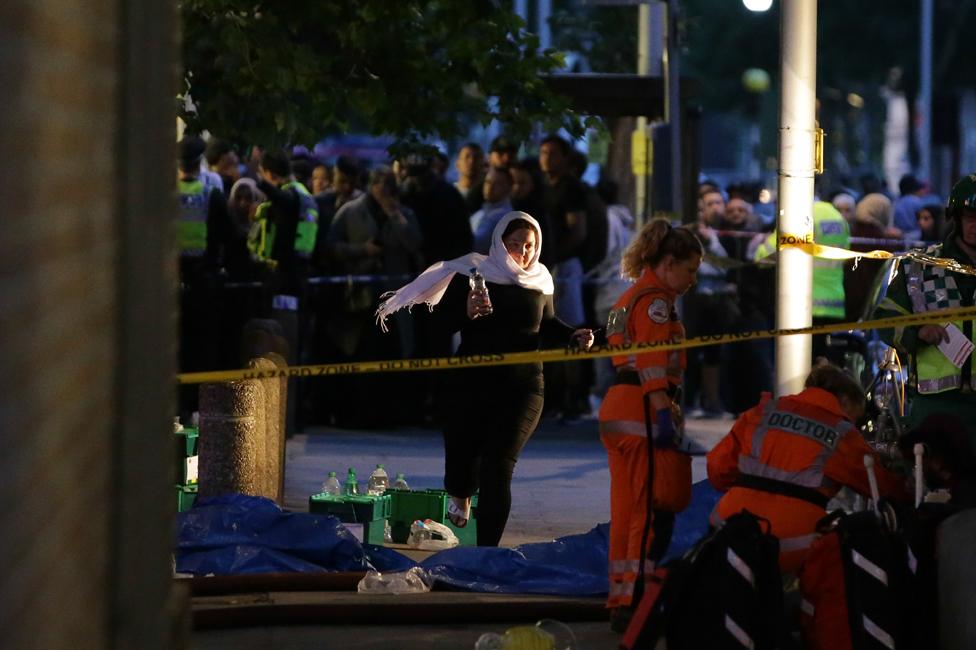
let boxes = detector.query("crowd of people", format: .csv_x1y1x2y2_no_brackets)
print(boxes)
177,127,960,428
677,171,954,418
177,132,631,427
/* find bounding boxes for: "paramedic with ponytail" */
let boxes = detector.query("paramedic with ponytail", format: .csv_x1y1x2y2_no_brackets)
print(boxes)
599,219,703,627
376,211,594,546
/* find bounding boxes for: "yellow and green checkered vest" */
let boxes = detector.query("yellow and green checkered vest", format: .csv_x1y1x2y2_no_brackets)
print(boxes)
248,181,319,263
903,245,976,394
178,178,210,254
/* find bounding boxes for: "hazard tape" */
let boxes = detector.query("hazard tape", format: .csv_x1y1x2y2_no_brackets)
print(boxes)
776,237,976,276
175,305,976,384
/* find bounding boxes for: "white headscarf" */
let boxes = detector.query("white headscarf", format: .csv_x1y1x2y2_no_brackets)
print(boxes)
229,177,263,203
375,211,553,332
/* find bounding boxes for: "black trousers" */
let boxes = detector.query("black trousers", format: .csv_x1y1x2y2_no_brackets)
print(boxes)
441,366,544,547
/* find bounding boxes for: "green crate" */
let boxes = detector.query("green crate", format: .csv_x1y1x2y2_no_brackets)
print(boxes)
388,489,477,546
308,493,392,522
308,493,390,546
388,489,446,544
176,484,198,512
356,520,388,545
174,427,199,485
176,426,198,456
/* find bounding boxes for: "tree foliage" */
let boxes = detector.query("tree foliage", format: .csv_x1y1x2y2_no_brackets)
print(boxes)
550,2,638,74
180,0,586,149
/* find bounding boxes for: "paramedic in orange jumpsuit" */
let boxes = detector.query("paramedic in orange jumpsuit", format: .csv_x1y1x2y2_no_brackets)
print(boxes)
599,219,703,617
707,364,908,573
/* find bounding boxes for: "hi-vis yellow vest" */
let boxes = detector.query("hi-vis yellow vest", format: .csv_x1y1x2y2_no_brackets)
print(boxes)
751,202,849,319
811,202,849,319
249,181,319,263
903,247,976,394
178,178,210,254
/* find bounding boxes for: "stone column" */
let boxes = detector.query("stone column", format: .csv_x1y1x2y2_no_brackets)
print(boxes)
198,382,262,498
249,354,288,505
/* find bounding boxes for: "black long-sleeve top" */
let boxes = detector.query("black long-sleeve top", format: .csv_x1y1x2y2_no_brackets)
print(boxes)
434,274,575,377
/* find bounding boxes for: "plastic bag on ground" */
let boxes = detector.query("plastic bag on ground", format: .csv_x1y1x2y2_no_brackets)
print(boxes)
408,519,459,551
357,566,432,595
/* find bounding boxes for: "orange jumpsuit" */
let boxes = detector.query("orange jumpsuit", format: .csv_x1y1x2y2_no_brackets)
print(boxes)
599,268,692,609
706,387,906,573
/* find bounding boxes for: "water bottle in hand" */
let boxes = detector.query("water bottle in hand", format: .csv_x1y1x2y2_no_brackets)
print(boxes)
344,467,359,495
367,464,389,495
469,268,493,316
321,471,342,496
393,473,410,490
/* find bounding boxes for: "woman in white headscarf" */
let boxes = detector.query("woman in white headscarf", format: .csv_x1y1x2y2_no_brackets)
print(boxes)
377,211,594,546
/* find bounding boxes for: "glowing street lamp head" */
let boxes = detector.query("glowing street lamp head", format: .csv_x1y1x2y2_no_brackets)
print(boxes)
743,0,773,11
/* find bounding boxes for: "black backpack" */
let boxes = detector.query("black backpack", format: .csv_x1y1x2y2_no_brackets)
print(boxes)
800,508,917,650
622,509,790,650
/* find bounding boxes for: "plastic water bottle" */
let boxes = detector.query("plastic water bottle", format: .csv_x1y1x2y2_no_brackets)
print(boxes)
321,471,342,496
367,464,389,495
393,473,410,490
344,467,359,495
408,520,433,546
469,268,493,315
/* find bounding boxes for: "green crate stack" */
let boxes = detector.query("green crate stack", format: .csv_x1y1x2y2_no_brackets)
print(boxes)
308,493,392,545
174,425,199,512
388,489,478,546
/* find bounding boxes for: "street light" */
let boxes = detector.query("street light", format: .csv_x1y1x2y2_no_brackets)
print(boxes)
743,0,773,11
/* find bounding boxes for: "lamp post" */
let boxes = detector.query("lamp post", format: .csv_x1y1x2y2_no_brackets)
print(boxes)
775,0,817,396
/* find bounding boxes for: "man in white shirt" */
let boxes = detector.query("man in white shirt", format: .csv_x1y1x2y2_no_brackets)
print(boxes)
470,167,514,253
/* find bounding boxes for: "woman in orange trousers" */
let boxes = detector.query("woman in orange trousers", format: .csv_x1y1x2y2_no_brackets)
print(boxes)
599,219,703,629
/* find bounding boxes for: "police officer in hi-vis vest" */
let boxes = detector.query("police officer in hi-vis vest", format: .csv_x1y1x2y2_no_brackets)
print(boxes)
751,201,850,362
178,134,231,283
251,148,320,304
876,173,976,441
177,134,232,417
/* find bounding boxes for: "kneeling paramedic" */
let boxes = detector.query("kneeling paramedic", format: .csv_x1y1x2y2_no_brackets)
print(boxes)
706,364,909,573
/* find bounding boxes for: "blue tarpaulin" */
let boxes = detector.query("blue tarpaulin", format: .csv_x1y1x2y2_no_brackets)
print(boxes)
175,494,370,575
419,524,610,595
175,482,721,591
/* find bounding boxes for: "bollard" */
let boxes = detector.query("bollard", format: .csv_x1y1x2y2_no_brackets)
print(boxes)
198,381,261,498
938,509,976,649
248,355,287,505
